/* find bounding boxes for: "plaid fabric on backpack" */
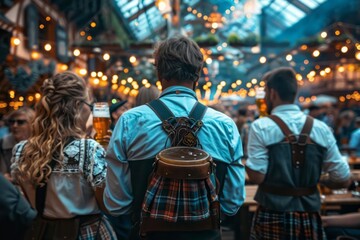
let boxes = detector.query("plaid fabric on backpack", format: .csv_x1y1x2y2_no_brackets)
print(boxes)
139,99,220,235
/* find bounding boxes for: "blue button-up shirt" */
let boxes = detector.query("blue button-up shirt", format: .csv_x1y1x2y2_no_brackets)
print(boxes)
246,104,350,182
104,86,245,216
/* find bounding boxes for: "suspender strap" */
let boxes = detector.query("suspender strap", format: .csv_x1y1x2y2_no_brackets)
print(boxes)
147,99,207,123
188,102,207,121
298,117,314,145
147,99,175,122
267,115,296,143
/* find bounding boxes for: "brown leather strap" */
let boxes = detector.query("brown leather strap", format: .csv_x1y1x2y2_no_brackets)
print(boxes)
155,160,212,179
259,184,318,196
267,115,296,143
298,116,314,145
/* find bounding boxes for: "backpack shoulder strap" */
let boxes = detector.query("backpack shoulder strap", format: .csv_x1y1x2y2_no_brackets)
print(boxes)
189,102,207,121
268,115,296,143
147,99,175,121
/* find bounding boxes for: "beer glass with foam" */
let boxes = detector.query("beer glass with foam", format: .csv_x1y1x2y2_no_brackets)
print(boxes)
256,87,268,117
92,102,111,146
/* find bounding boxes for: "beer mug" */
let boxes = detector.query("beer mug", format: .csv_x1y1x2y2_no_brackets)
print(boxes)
92,102,111,146
255,87,268,117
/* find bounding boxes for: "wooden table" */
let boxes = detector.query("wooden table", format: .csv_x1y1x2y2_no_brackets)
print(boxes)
351,169,360,181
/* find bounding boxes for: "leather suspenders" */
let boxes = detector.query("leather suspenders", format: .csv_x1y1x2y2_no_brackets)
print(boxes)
258,115,317,196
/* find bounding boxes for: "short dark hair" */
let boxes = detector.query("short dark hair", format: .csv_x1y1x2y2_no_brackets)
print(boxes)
265,67,298,102
154,36,203,83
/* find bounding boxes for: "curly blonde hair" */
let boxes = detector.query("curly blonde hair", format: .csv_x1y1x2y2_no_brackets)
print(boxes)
15,72,90,185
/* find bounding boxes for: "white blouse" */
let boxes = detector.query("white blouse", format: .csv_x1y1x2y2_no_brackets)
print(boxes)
11,138,107,218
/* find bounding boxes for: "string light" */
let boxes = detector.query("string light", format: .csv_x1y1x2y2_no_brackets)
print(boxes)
44,43,52,51
73,49,81,56
259,56,266,63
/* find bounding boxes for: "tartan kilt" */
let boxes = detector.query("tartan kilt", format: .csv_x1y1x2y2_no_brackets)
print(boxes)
250,207,327,240
79,215,117,240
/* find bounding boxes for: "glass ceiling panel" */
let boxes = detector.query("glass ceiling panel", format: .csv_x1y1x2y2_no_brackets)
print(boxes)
115,0,166,41
298,0,319,9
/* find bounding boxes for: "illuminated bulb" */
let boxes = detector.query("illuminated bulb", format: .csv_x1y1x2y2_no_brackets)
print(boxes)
129,56,136,63
325,67,331,73
79,69,87,76
73,49,81,56
39,24,44,29
103,53,110,61
206,58,212,64
31,51,40,60
97,72,103,77
91,71,97,77
251,78,257,84
236,80,242,85
90,22,96,28
356,51,360,61
259,56,266,64
80,31,86,36
46,16,51,21
320,32,327,38
341,46,348,53
93,78,99,85
335,30,341,36
212,23,218,29
220,81,226,86
12,37,21,46
338,66,345,72
35,93,41,99
44,43,52,51
127,77,133,83
87,36,92,41
312,50,320,57
286,54,292,61
142,79,148,85
304,59,309,65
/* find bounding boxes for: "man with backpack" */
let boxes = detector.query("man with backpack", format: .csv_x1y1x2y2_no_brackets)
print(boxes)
246,67,351,239
104,36,245,239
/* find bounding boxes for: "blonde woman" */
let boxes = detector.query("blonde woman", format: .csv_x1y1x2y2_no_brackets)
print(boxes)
11,72,116,239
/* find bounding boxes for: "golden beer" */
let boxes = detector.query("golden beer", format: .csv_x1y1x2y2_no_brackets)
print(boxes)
256,87,268,117
93,102,111,146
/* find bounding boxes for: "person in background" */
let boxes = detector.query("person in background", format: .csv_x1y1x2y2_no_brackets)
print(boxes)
135,86,160,107
109,100,129,130
322,212,360,240
0,114,9,138
235,108,250,159
0,173,37,239
104,36,245,240
246,67,351,239
0,107,35,178
11,72,116,239
349,116,360,157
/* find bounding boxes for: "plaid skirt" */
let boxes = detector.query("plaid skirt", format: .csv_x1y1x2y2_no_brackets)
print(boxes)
250,207,326,240
79,215,117,240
